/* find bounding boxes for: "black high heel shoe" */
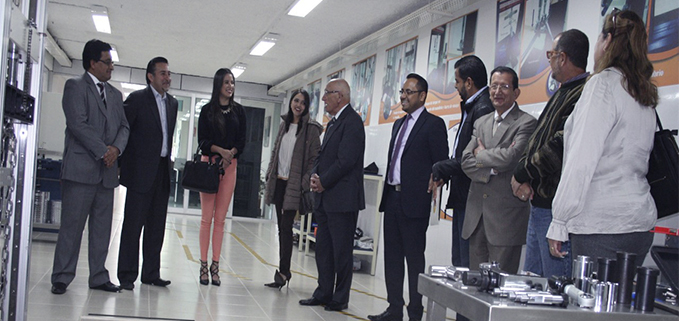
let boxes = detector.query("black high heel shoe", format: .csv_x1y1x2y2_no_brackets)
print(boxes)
264,270,290,290
199,260,209,285
210,261,221,286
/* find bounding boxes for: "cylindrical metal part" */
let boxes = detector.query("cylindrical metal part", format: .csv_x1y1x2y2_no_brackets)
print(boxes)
605,282,618,311
597,257,617,282
572,255,594,290
634,267,659,312
428,265,447,278
615,251,637,305
592,281,607,312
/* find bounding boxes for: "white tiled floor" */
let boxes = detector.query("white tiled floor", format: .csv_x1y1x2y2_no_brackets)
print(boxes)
26,189,441,321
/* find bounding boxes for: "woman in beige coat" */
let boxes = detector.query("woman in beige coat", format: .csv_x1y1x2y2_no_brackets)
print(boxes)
264,89,321,288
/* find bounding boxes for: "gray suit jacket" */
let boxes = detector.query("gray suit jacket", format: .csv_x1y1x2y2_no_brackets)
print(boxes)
61,73,129,188
461,104,536,246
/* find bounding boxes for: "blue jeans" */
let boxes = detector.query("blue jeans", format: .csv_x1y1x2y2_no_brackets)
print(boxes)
523,206,571,277
451,209,469,268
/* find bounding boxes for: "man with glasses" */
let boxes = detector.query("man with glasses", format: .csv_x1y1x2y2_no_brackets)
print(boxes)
460,66,536,274
299,79,365,312
512,29,589,278
117,57,178,290
431,55,494,270
51,39,129,294
368,74,447,321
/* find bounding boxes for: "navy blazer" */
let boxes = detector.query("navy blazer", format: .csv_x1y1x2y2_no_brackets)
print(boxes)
119,86,178,193
313,105,365,212
379,108,449,218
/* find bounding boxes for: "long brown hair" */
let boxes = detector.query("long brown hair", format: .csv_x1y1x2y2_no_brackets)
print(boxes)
596,9,657,107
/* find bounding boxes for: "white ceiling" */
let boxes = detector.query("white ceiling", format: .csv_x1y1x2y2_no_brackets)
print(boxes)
46,0,435,87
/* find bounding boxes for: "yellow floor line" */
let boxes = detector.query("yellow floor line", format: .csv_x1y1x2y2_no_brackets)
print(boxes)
175,229,456,320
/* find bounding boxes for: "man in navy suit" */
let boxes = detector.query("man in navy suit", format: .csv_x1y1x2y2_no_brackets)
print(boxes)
117,57,178,290
299,78,365,312
369,74,448,321
51,39,129,295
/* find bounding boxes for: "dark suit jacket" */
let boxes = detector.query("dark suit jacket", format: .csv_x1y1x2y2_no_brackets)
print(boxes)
313,105,365,212
461,104,537,246
432,88,493,210
379,108,448,218
119,86,178,193
61,73,129,188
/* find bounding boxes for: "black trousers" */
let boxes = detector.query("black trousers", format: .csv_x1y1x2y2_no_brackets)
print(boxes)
272,178,295,278
383,185,429,320
118,158,170,284
312,206,358,305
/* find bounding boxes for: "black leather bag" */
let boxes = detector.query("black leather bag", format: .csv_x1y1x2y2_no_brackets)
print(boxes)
181,146,222,194
647,112,678,219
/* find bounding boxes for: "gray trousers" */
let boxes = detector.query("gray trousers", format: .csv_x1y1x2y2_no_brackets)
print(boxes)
570,231,653,269
51,180,114,287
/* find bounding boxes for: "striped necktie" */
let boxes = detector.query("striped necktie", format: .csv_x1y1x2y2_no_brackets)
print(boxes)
97,82,107,108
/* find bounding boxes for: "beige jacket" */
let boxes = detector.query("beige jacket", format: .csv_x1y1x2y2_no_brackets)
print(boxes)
264,114,322,210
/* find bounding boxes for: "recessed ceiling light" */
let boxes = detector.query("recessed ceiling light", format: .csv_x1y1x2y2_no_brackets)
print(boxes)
249,33,279,56
91,5,111,34
288,0,323,17
232,63,247,78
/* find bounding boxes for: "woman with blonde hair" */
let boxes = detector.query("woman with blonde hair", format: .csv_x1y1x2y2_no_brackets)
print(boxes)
547,9,658,267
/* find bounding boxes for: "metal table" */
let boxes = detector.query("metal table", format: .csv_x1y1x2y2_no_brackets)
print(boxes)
418,274,676,321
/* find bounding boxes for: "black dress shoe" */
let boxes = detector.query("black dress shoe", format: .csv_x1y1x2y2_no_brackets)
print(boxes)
299,297,324,306
89,281,121,293
51,282,67,295
142,278,171,287
368,310,403,321
324,301,348,311
119,282,134,290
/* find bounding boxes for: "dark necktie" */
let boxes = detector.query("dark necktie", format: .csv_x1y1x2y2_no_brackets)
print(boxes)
388,115,410,183
97,82,107,108
322,117,336,145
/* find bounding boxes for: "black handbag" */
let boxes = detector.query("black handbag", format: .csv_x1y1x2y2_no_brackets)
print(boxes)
647,112,678,219
181,145,222,194
299,123,315,214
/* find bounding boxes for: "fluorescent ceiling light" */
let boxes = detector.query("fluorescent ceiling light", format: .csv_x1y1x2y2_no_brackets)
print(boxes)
232,63,247,78
110,46,119,62
288,0,323,17
91,5,111,34
121,83,146,91
249,33,279,56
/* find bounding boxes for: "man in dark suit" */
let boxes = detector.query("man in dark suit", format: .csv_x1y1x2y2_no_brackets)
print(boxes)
368,74,448,321
117,57,178,290
461,66,537,274
299,78,365,312
431,55,494,268
51,39,129,295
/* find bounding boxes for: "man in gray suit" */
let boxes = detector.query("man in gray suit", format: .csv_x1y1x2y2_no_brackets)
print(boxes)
51,39,129,294
461,66,536,274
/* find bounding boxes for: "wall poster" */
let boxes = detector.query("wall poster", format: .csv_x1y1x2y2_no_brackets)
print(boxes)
495,0,569,105
425,10,478,118
327,69,345,82
351,55,376,126
379,38,418,124
306,79,322,121
600,0,678,86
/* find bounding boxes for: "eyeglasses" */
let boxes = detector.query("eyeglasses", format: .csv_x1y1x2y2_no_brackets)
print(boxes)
399,89,423,95
489,84,512,91
98,59,114,66
610,8,621,37
323,90,340,95
546,50,562,60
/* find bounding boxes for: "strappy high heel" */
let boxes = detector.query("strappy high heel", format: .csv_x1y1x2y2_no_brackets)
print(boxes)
210,261,221,286
199,260,209,285
264,269,290,290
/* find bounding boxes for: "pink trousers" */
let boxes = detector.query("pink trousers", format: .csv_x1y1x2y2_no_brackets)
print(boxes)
199,156,237,262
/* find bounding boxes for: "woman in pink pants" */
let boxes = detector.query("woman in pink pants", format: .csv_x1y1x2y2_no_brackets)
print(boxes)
196,68,246,286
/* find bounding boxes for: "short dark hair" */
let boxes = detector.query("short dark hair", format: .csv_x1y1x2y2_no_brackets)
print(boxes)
490,66,519,89
454,55,488,89
406,73,428,93
81,39,112,71
146,56,169,84
555,29,589,70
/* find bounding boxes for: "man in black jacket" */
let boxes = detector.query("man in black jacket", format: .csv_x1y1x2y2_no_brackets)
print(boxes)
432,55,493,268
117,57,178,290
